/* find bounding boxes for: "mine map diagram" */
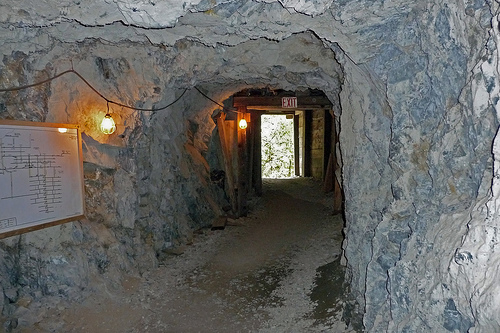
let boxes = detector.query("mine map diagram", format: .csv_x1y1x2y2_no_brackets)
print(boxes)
0,124,84,235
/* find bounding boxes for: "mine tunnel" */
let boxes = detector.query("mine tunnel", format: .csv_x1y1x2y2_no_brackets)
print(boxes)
1,1,500,332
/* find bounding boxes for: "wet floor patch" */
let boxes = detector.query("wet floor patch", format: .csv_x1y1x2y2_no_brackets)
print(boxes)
308,258,364,332
182,259,293,318
230,260,293,309
309,258,346,324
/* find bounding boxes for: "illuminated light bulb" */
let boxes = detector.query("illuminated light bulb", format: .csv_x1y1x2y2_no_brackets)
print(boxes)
100,113,116,134
239,118,248,130
58,128,68,133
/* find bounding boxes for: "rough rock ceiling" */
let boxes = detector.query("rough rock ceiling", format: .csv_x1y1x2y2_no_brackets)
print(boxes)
1,0,417,64
3,0,335,28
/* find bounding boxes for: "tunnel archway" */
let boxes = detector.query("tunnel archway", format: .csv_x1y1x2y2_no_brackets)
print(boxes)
207,87,343,217
132,30,346,246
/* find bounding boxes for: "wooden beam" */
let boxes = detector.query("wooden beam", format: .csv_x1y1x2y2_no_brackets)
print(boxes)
323,153,334,193
332,115,343,212
253,113,262,196
333,176,343,213
237,107,248,216
294,114,300,177
303,110,312,177
233,95,332,110
247,113,254,196
216,113,237,213
323,109,332,180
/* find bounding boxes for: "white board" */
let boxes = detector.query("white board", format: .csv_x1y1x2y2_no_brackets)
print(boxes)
0,120,85,238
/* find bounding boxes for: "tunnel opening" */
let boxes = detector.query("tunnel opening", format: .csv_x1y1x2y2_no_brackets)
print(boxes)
209,87,344,218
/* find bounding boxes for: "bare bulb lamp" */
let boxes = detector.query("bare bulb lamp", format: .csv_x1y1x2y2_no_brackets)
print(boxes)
239,118,248,130
101,113,116,134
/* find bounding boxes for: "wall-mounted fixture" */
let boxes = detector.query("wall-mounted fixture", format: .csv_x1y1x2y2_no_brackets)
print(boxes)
100,102,116,135
239,118,248,129
239,113,251,130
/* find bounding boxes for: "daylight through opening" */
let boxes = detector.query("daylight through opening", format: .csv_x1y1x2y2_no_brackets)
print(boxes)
261,114,295,178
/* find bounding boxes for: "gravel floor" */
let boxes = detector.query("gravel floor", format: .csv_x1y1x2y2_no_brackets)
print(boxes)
13,177,360,333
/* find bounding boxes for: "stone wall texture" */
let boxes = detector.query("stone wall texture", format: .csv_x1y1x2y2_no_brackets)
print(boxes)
0,1,499,332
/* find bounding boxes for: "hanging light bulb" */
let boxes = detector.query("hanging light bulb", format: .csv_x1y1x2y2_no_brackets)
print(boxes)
239,118,248,130
100,102,116,135
101,114,116,134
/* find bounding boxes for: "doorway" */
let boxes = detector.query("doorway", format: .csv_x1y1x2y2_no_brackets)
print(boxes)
261,114,295,178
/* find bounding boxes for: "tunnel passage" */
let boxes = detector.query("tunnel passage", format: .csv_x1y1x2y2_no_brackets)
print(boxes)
1,1,498,331
208,88,344,218
0,28,364,331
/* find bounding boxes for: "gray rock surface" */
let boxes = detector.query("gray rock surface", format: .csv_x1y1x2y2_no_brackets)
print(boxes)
0,0,499,332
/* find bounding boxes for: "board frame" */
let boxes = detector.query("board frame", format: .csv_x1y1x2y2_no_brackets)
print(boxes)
0,120,85,239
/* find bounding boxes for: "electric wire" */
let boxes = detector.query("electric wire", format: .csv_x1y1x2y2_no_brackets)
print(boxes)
193,86,240,114
0,68,231,113
0,69,75,92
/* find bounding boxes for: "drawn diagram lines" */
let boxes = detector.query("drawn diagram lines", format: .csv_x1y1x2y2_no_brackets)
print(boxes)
0,131,68,221
0,123,84,237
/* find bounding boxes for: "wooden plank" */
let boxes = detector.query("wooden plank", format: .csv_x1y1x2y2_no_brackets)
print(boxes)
211,216,227,230
216,113,237,213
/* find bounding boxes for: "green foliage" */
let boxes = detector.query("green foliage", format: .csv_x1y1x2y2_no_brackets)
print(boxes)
261,115,295,178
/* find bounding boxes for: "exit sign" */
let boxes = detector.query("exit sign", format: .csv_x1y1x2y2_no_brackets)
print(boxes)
282,97,297,108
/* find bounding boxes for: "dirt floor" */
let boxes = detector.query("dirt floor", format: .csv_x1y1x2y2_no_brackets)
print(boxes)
11,178,359,332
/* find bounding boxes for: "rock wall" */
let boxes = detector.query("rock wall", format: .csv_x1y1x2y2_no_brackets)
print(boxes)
337,2,499,331
0,40,228,326
447,7,500,332
1,0,499,332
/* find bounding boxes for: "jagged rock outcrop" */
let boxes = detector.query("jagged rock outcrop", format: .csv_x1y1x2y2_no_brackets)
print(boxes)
0,1,499,332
